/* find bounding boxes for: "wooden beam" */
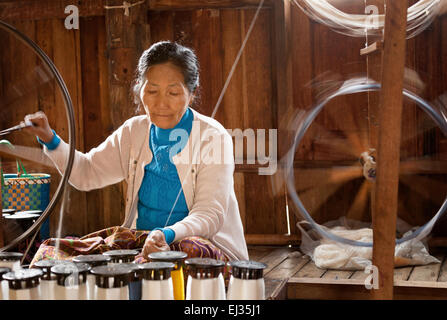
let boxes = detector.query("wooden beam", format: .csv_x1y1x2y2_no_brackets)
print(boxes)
148,0,273,11
371,0,408,300
245,233,300,245
0,0,105,21
287,277,447,300
270,0,294,237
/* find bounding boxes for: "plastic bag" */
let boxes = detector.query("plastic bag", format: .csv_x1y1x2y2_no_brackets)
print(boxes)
296,216,440,270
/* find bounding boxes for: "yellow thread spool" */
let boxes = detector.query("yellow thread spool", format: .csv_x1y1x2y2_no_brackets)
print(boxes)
149,251,187,300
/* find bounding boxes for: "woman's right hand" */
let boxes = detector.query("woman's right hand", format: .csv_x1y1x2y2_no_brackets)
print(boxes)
22,111,54,143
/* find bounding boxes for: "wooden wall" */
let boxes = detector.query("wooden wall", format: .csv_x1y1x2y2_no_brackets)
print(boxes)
0,0,446,244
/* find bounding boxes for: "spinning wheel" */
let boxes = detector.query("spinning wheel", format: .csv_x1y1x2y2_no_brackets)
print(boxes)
0,20,76,254
286,78,447,246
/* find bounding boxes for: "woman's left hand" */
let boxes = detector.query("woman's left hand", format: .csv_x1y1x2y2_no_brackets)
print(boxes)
140,230,170,260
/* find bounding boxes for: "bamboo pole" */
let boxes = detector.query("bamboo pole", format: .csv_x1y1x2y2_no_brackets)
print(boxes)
371,0,408,300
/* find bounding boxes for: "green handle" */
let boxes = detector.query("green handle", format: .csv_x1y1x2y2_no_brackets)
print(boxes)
0,139,32,189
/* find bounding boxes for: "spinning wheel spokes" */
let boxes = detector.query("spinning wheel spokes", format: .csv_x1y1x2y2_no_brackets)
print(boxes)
295,166,363,192
288,78,447,246
346,180,371,221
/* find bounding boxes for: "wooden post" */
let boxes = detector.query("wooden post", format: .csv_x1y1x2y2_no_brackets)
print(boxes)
371,0,408,300
271,0,294,235
104,0,150,223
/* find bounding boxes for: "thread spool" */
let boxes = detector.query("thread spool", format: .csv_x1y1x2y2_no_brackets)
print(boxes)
3,268,43,300
103,249,139,264
51,262,90,300
0,267,11,300
139,262,175,300
0,252,23,271
149,251,187,300
185,258,226,300
227,260,267,300
119,263,142,300
34,259,71,300
72,254,111,300
90,264,132,300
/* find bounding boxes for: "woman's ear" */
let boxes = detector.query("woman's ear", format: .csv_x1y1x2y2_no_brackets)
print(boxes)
188,91,196,106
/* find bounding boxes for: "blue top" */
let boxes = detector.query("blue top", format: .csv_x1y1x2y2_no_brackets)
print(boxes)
38,109,194,245
137,108,193,244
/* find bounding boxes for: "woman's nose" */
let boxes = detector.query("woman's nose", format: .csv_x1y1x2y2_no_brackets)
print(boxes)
154,94,169,109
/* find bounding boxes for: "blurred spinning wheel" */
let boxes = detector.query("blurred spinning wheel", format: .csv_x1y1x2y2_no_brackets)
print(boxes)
287,79,447,246
0,20,76,253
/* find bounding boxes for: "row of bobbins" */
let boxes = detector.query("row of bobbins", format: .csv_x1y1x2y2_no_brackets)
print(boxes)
1,250,267,300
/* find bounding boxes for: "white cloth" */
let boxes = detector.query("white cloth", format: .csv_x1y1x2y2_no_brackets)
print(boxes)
44,109,249,261
306,226,440,270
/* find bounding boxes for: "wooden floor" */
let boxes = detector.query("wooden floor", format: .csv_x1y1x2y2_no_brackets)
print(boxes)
248,245,447,300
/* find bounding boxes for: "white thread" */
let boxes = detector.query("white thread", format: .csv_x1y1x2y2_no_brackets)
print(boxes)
291,0,441,39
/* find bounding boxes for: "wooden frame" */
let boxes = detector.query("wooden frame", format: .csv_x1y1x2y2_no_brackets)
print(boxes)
372,0,408,299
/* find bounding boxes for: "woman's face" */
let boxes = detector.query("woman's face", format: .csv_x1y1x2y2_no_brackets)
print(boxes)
140,62,194,129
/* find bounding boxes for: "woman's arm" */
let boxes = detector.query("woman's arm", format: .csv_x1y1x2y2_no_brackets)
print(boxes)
24,111,132,191
170,130,234,241
45,128,130,191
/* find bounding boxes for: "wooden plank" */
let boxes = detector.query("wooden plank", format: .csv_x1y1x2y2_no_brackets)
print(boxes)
407,255,443,282
51,18,88,237
351,266,414,282
438,255,447,282
264,253,308,300
293,259,326,278
245,233,300,246
270,0,292,237
148,0,273,11
287,277,447,300
105,0,150,226
266,253,309,280
259,247,296,276
287,277,372,300
247,245,275,261
322,269,354,280
393,266,414,281
0,0,106,21
371,0,409,300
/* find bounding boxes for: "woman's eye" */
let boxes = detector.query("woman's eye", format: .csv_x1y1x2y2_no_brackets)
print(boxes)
147,90,157,94
170,92,180,96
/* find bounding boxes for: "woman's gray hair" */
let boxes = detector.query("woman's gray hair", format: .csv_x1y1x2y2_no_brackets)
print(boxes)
132,41,200,110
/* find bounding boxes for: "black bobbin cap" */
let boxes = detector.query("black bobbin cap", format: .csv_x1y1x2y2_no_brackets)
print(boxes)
51,263,90,286
73,254,112,268
149,251,187,270
185,258,225,279
138,262,175,281
228,260,267,280
3,269,43,290
0,252,23,262
34,260,71,280
90,265,132,289
102,250,139,263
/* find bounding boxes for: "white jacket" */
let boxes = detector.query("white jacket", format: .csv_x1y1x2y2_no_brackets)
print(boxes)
44,109,249,261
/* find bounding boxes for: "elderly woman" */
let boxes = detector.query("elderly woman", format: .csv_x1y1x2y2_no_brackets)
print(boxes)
25,41,248,266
